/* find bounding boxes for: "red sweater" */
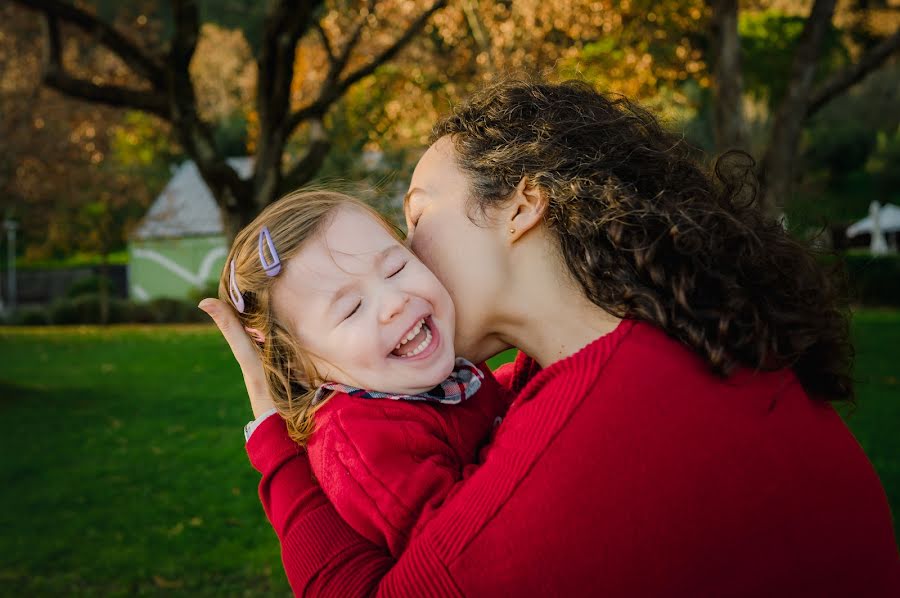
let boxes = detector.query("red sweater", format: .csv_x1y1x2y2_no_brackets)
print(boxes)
247,319,900,596
306,366,511,558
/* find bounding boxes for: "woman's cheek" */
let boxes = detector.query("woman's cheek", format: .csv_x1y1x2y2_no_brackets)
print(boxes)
410,227,443,281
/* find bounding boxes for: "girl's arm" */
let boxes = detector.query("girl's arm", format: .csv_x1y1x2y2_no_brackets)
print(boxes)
307,394,483,559
246,415,399,594
250,413,476,597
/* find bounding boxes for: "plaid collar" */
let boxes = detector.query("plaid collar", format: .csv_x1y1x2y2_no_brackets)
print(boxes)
312,358,484,406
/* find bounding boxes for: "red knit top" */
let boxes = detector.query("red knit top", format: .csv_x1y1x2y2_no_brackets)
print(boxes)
306,365,512,558
247,319,900,596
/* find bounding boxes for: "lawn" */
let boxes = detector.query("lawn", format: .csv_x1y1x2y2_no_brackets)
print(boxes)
0,312,897,595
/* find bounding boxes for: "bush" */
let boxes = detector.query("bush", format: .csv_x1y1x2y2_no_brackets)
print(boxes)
186,282,220,305
11,306,51,326
49,294,132,325
65,275,114,298
821,253,900,307
146,297,208,323
842,253,900,307
125,300,160,324
7,293,213,326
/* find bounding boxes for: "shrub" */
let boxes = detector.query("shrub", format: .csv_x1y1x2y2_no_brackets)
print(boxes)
49,294,130,325
12,306,51,326
65,275,114,299
187,282,220,305
821,253,900,307
126,300,160,324
843,253,900,307
147,297,207,323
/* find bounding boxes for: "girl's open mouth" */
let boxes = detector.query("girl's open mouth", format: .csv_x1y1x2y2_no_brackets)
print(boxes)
389,315,440,361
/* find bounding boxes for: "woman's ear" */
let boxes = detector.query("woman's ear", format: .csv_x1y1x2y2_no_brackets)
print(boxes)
507,177,548,243
244,327,265,345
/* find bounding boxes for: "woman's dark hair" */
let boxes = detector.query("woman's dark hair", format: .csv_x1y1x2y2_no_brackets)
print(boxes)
432,79,853,402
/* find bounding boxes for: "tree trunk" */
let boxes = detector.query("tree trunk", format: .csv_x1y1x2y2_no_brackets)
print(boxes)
757,0,837,218
709,0,749,152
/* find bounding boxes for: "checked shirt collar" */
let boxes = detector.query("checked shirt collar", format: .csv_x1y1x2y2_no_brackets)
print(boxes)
312,358,484,406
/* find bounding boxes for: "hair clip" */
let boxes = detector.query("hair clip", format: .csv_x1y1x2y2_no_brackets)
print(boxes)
258,226,281,277
228,259,245,313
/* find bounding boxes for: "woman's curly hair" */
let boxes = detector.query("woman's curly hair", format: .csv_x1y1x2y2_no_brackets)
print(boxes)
433,79,853,402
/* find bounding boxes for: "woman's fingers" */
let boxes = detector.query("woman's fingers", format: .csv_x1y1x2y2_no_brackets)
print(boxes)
198,298,275,417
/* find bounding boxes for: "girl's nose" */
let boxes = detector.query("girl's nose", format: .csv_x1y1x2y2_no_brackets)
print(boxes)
379,288,410,323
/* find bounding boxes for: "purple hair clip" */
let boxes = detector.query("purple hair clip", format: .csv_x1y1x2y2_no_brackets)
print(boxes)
258,226,281,277
228,259,245,313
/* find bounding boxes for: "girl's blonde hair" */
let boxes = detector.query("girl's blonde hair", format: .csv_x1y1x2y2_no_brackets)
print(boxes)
219,189,401,444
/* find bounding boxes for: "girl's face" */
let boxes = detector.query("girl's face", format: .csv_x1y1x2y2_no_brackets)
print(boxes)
271,205,456,394
405,136,510,363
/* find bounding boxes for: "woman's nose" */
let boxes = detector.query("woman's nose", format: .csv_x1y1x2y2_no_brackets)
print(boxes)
379,288,410,323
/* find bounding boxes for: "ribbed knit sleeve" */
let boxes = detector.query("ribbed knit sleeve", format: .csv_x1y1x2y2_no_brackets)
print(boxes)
246,411,462,597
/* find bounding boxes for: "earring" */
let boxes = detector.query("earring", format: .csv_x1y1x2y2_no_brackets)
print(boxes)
509,228,516,234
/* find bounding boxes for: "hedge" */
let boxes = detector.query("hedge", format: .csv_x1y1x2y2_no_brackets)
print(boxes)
6,294,209,326
822,253,900,308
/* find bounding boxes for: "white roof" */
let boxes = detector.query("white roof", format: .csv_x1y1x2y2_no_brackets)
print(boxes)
131,157,253,240
846,203,900,237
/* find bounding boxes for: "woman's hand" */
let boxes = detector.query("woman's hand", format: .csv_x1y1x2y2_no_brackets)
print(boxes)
198,298,276,418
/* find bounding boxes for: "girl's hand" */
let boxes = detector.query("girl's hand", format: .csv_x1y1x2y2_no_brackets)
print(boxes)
198,298,276,418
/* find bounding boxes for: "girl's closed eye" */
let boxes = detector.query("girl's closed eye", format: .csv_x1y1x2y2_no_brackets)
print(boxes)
387,262,407,278
344,299,362,320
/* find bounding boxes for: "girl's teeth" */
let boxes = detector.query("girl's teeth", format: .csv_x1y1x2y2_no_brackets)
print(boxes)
395,319,425,350
404,327,432,357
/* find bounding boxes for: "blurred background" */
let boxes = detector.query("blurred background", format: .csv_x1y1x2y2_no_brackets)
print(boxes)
0,0,898,595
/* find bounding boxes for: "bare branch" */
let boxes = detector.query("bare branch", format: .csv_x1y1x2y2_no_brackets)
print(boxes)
806,28,900,118
11,0,165,88
43,69,169,116
281,119,332,191
38,10,169,116
313,20,335,62
325,0,377,85
285,0,446,136
337,0,445,94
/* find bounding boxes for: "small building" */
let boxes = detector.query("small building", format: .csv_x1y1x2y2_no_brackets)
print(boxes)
128,158,252,301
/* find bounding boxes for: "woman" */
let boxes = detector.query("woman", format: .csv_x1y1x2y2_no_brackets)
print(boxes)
200,80,899,596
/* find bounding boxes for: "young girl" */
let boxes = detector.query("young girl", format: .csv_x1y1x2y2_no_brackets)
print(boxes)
219,189,512,558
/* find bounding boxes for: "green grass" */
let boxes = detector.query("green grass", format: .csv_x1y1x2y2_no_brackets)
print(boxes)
0,313,897,595
0,326,289,596
841,309,900,542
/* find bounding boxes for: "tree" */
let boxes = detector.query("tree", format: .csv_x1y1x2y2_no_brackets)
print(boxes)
707,0,900,216
0,4,160,261
11,0,446,239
